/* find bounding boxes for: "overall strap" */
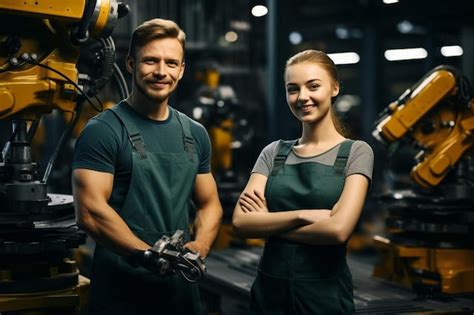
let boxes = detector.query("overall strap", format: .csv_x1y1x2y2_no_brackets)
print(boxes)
173,109,196,162
271,140,298,176
334,140,354,175
109,105,148,160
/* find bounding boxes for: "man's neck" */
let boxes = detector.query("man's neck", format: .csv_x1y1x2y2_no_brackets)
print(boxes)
126,93,169,121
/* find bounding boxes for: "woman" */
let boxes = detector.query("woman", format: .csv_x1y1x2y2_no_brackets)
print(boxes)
232,49,373,314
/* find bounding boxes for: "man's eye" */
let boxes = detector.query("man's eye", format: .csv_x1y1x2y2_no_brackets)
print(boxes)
144,60,155,65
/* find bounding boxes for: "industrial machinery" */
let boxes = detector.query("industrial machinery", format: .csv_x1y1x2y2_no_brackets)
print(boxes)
372,65,474,295
0,1,128,313
182,62,255,249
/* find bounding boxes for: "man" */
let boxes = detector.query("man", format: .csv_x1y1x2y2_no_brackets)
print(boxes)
72,18,223,314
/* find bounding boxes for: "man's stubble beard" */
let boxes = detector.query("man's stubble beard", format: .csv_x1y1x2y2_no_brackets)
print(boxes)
133,72,178,105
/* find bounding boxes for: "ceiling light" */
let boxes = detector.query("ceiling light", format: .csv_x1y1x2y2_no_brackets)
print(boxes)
384,48,428,61
397,20,413,34
225,31,238,43
288,32,302,45
327,52,360,65
383,0,399,4
251,5,268,17
230,20,251,31
441,45,463,57
335,27,349,39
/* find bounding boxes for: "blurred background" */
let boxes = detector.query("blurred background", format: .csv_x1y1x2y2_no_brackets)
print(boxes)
1,0,474,314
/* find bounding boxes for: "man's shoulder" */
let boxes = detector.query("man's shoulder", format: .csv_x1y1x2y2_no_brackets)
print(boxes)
172,108,208,137
79,104,125,142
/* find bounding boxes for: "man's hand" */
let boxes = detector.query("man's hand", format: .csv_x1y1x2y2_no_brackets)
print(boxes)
129,249,170,275
184,240,210,259
239,189,268,213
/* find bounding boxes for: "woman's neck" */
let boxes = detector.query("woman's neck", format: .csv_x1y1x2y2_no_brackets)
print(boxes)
300,115,344,146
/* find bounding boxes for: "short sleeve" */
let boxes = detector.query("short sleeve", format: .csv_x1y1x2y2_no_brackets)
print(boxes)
346,140,374,185
190,120,212,174
72,118,121,174
251,141,280,177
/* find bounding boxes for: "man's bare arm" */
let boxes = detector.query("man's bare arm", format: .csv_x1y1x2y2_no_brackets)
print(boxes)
185,173,223,258
72,169,149,256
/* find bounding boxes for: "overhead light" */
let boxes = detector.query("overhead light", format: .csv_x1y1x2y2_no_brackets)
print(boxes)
335,95,361,113
251,5,268,17
397,20,414,34
230,20,251,31
441,45,463,57
225,31,238,43
335,26,349,39
327,52,360,65
288,32,302,45
384,48,428,61
193,107,203,120
383,0,399,4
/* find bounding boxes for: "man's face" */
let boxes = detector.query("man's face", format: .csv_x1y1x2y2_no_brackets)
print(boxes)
127,38,185,105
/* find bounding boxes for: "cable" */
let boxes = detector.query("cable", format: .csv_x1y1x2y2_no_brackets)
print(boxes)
0,60,28,73
102,36,130,99
20,56,103,112
42,104,83,183
113,62,130,98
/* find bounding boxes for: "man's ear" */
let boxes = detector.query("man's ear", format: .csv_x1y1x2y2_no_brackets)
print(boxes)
126,55,134,74
178,62,186,80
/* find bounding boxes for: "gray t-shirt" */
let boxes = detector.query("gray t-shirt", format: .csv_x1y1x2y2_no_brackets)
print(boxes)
252,140,374,184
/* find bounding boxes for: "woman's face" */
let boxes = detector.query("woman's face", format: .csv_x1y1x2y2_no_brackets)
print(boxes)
285,62,339,124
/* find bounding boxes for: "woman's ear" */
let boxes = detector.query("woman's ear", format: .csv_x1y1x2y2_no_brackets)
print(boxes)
332,82,340,97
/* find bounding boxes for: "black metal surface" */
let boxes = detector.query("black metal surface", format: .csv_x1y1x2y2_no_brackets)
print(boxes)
378,188,474,249
0,193,86,294
200,247,474,315
0,195,86,255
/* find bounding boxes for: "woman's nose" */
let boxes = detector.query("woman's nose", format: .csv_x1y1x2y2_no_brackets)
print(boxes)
298,89,309,102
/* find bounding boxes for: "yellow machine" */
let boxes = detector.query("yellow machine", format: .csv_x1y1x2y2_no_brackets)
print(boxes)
372,65,474,295
0,1,127,314
186,63,258,249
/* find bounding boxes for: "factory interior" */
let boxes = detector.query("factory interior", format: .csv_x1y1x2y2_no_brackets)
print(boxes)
1,0,474,314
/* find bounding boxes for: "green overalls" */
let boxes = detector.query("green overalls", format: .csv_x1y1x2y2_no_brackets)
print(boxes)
87,105,202,315
250,139,355,315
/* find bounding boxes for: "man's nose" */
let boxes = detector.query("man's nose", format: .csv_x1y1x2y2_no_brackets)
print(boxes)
153,61,166,76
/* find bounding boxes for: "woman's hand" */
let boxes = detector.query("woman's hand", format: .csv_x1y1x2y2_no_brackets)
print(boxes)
297,209,331,224
239,189,268,213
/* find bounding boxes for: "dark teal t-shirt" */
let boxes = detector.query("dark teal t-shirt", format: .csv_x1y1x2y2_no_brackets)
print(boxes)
72,101,211,210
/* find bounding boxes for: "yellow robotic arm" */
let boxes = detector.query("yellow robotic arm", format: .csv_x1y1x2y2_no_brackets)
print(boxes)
0,3,127,311
373,65,473,188
0,0,122,120
0,0,128,216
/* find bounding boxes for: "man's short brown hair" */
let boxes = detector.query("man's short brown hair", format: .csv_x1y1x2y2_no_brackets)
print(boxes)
127,18,186,60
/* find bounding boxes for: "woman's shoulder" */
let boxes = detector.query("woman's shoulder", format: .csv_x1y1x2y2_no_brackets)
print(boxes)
261,138,299,155
349,139,374,154
261,140,280,154
346,139,374,164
